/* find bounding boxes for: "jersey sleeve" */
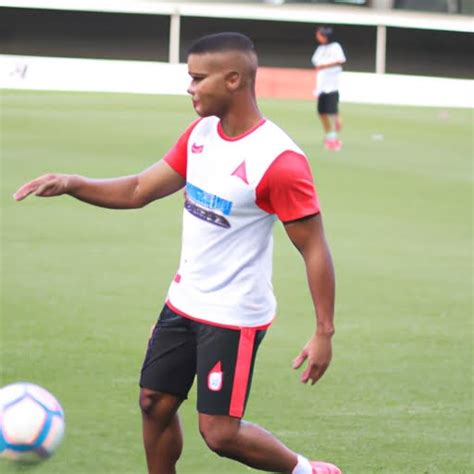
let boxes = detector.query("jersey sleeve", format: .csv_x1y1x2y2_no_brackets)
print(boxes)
163,119,201,178
311,47,321,67
255,150,321,222
331,43,346,63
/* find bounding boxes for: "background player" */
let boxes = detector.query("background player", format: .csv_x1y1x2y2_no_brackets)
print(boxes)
311,26,346,152
14,33,340,474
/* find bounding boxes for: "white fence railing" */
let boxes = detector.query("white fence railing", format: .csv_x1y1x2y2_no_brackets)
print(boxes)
1,0,473,74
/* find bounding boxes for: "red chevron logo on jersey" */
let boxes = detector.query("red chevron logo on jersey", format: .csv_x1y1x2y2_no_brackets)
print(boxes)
191,143,204,153
231,161,249,184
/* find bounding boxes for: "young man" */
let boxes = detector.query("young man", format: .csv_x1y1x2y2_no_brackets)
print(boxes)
14,33,339,474
311,26,346,152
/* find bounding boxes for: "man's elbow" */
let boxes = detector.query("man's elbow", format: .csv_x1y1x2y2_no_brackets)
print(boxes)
132,191,153,209
130,179,151,209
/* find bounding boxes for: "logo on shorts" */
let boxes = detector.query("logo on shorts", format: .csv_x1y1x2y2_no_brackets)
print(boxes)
208,361,223,392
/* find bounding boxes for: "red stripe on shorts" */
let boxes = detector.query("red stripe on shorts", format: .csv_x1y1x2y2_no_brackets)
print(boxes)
229,327,257,418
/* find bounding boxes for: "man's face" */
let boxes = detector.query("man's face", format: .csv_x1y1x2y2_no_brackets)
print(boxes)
316,31,328,44
187,53,232,118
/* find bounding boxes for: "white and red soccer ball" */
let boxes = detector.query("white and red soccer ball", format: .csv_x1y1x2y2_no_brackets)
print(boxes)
0,382,65,462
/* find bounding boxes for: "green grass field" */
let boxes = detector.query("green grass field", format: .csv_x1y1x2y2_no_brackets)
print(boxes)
1,90,472,474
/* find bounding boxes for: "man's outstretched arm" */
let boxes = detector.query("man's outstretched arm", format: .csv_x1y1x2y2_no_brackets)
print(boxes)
284,213,336,385
14,160,185,209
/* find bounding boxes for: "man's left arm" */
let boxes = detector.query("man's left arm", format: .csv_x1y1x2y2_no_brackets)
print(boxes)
315,60,345,71
315,43,346,71
284,213,336,385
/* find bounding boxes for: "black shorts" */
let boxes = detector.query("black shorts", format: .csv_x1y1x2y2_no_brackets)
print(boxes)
140,304,266,418
318,91,339,115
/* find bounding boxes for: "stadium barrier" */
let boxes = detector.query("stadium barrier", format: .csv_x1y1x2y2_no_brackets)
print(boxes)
1,54,473,108
1,1,473,78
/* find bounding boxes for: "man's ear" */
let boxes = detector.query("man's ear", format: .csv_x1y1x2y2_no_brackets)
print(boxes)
225,71,241,92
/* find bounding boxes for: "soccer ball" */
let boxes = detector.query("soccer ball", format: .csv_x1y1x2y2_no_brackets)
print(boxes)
0,382,65,462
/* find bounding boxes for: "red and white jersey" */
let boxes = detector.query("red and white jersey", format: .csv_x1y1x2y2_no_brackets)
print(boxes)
164,116,320,329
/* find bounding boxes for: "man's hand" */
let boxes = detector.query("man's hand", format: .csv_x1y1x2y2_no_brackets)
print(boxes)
14,174,71,201
292,333,333,385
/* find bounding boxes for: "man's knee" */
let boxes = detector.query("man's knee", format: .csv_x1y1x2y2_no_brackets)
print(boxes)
139,388,184,420
139,388,164,415
199,415,240,456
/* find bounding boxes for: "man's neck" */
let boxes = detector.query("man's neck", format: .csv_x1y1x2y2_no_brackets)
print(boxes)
219,104,262,138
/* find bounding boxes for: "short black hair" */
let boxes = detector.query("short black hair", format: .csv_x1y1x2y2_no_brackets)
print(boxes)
187,32,257,56
317,26,334,40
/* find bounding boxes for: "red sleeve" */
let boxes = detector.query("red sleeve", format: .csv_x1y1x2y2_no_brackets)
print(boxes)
163,119,201,178
255,150,321,222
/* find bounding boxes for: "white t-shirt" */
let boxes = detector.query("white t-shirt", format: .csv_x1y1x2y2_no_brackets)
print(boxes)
311,42,346,95
163,116,321,329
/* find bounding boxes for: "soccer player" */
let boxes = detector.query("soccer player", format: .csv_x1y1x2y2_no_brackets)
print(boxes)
14,33,339,474
311,26,346,152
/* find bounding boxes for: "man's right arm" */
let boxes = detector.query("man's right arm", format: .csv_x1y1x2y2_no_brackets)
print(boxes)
13,159,186,209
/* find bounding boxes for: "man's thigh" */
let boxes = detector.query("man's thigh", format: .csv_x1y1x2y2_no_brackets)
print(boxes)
318,91,339,115
140,305,197,398
196,324,266,418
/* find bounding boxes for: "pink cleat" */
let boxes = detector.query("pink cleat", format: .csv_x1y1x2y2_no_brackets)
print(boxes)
324,139,343,152
311,460,342,474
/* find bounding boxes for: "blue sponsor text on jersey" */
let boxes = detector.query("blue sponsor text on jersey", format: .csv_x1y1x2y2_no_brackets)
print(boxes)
186,183,233,216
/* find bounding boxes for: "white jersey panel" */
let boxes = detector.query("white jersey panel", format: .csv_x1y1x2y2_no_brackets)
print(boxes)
167,117,304,328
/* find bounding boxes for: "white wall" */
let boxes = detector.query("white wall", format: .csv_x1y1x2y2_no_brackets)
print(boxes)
1,54,473,109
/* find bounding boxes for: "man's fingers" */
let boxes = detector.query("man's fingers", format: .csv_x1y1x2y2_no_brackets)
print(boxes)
306,364,328,385
292,352,307,369
14,175,64,201
300,368,310,383
13,189,30,201
14,183,38,201
310,368,324,385
34,182,52,196
298,359,330,384
14,176,49,201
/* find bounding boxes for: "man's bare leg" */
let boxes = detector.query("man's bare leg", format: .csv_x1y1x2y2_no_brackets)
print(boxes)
140,388,184,474
199,414,298,473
